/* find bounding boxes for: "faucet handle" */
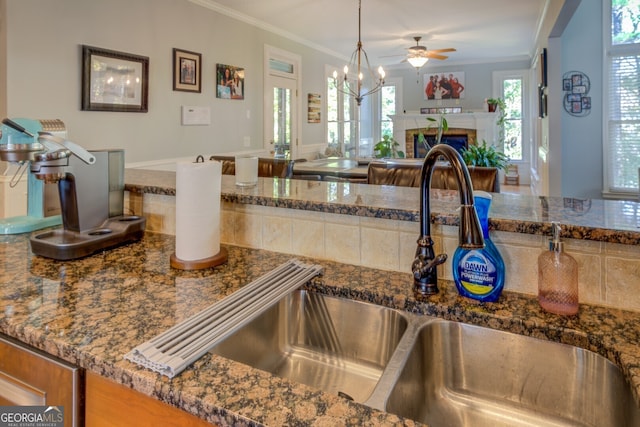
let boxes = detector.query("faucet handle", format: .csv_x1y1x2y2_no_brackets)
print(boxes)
412,253,447,280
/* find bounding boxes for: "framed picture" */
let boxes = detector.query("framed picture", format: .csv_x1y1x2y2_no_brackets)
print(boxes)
307,93,321,123
420,107,461,114
540,48,548,87
572,74,582,86
216,63,244,100
573,85,586,94
562,70,591,117
81,45,149,112
538,84,547,118
173,48,201,93
423,71,465,100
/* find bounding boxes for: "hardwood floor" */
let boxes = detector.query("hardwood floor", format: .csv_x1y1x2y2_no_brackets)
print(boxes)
501,184,532,196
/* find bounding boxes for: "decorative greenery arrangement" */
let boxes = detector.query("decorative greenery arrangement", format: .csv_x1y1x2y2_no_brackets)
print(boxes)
461,140,509,171
486,98,507,127
374,134,405,158
417,114,448,152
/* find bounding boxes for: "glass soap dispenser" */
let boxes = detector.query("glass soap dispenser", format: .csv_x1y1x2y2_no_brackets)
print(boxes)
538,222,579,315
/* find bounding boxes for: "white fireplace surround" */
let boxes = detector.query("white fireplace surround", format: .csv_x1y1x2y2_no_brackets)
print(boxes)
389,112,500,147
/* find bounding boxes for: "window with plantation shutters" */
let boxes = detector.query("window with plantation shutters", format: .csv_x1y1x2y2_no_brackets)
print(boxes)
605,1,640,195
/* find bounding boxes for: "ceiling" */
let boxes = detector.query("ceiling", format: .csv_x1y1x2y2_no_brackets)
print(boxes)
191,0,549,69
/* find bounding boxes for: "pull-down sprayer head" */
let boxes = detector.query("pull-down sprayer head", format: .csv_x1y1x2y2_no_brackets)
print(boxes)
412,144,484,298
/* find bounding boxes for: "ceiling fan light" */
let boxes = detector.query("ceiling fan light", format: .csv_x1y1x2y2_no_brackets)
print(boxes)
407,56,429,68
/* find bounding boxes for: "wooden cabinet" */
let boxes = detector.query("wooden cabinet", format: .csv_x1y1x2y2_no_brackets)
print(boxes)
0,334,83,427
85,372,214,427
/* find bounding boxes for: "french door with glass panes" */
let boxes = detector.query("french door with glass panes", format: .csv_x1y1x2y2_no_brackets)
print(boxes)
264,47,300,159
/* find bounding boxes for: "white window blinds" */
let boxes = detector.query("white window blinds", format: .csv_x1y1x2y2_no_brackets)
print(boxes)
606,0,640,195
607,54,640,193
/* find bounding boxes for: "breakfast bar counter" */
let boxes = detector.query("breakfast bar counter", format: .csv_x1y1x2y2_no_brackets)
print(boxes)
124,168,640,245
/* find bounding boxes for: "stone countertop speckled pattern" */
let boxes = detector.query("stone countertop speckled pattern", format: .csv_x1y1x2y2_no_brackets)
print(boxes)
125,169,640,245
0,232,639,426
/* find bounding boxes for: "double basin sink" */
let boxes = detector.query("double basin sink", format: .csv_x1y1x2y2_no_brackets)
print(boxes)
211,290,640,426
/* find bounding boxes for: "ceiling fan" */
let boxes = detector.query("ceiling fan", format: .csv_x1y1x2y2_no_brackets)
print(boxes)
402,36,456,69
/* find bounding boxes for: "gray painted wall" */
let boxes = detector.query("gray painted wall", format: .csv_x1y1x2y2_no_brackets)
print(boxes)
388,60,531,113
2,0,342,163
560,0,603,199
2,0,610,199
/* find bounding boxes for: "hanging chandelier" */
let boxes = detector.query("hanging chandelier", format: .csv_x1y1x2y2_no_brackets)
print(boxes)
332,0,385,106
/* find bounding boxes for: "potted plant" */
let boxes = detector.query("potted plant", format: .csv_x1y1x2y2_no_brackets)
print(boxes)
461,140,509,171
416,114,448,152
486,97,504,112
374,134,405,158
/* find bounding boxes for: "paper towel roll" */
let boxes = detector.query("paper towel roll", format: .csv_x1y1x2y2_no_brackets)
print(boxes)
175,160,222,261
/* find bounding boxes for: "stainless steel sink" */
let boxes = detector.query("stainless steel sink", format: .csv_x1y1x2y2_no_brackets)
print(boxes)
384,320,640,427
210,290,409,403
211,289,639,425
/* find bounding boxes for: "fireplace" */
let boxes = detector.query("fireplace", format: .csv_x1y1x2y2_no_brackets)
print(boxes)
390,113,498,159
413,134,469,158
405,127,477,158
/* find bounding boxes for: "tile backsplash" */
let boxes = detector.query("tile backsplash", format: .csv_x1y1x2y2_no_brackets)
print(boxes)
127,192,640,313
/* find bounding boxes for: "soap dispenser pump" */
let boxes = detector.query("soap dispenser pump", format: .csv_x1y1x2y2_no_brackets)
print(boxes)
538,222,579,315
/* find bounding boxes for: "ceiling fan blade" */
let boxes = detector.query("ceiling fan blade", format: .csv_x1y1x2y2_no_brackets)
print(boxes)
426,53,449,60
429,48,456,53
379,53,407,58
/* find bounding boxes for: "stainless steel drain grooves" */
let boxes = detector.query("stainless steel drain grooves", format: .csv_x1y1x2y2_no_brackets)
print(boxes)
125,259,323,378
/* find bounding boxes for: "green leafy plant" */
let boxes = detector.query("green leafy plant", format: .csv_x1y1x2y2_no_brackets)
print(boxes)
417,114,448,152
461,140,509,171
486,98,507,127
374,134,405,158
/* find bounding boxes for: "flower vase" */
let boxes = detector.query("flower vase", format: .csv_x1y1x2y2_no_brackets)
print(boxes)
488,103,497,112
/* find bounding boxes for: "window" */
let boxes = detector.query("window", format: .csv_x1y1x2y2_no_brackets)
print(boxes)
493,71,527,162
503,78,524,160
326,69,401,158
605,0,640,195
326,67,357,158
378,78,402,145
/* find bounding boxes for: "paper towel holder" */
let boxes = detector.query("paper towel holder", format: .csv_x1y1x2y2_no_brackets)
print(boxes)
170,155,228,270
170,247,228,270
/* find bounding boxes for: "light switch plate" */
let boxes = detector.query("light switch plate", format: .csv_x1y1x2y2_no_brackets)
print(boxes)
181,106,211,126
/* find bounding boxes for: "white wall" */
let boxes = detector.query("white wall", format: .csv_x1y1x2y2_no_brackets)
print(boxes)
2,0,341,164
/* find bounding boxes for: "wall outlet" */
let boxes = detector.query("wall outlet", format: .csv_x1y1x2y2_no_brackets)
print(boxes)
243,136,251,147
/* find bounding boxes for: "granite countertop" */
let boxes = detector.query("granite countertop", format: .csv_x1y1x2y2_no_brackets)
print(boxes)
1,232,639,426
125,169,640,245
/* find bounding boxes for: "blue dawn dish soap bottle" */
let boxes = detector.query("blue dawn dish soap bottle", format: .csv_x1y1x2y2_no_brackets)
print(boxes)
452,191,505,302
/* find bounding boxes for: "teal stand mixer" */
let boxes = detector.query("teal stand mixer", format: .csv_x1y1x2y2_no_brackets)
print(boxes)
1,117,145,259
0,118,63,234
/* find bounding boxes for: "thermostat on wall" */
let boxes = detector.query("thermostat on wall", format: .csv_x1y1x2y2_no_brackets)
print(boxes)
181,106,211,126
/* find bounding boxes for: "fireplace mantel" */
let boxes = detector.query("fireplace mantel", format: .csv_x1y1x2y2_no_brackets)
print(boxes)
389,112,499,147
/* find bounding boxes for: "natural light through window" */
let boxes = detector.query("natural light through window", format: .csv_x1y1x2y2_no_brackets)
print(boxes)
606,0,640,195
503,78,523,161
